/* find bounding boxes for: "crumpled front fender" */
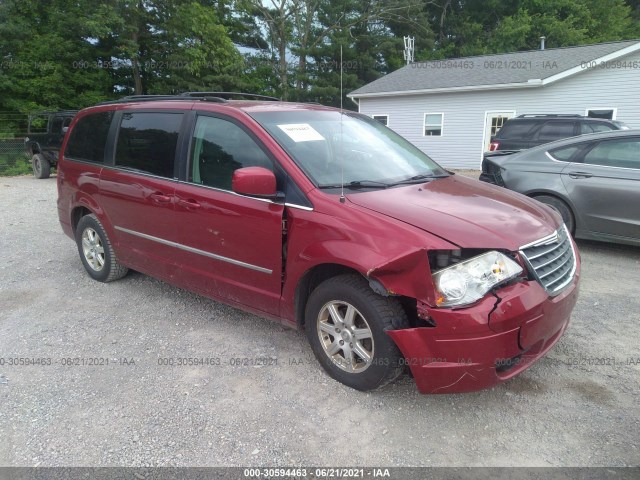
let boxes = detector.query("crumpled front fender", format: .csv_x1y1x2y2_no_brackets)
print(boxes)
366,248,437,306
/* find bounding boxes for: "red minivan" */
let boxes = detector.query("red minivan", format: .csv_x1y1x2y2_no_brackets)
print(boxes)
57,93,580,394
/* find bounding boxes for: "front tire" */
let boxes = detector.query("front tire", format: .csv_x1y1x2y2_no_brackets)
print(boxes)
305,274,408,391
75,214,129,282
32,154,50,179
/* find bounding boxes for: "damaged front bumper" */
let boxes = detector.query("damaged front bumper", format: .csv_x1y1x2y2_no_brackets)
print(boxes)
387,265,580,394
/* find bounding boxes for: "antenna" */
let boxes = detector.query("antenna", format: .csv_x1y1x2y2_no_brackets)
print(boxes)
403,36,415,65
339,44,345,204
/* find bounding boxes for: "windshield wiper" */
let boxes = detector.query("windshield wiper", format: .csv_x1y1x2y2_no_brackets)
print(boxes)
389,173,449,186
317,180,391,190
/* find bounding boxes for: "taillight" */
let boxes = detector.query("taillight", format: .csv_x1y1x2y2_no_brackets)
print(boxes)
489,141,500,151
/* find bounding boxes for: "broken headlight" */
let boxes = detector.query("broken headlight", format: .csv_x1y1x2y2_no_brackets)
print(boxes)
432,251,523,307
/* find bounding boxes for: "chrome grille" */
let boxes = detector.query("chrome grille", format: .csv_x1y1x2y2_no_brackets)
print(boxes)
519,225,576,294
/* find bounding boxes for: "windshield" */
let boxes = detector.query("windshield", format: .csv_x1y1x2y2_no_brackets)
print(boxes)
250,110,448,188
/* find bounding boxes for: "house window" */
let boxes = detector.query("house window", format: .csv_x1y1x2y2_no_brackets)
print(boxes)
586,108,616,120
372,115,388,126
424,113,443,136
491,115,510,136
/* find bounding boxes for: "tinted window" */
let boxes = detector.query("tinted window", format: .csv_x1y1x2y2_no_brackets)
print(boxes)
115,112,182,178
583,139,640,169
549,146,580,161
538,121,575,142
190,116,273,190
65,111,113,163
51,117,63,134
495,120,535,139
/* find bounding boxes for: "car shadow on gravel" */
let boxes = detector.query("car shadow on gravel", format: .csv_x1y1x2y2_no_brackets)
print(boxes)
575,238,640,257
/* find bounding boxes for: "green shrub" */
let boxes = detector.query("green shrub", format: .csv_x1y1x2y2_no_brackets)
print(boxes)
0,152,32,176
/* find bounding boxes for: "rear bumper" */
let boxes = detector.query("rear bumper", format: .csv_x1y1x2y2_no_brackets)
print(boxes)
387,262,580,394
479,172,504,186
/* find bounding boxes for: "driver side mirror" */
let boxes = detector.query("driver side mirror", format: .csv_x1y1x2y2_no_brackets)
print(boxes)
232,167,278,199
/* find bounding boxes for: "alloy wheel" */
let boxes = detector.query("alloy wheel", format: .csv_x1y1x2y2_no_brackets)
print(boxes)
316,301,374,373
81,227,105,271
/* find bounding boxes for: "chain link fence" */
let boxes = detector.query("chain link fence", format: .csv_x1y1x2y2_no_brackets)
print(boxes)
0,138,31,176
1,111,31,176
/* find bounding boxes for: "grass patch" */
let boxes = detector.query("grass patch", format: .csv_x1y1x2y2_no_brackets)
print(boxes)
0,152,32,176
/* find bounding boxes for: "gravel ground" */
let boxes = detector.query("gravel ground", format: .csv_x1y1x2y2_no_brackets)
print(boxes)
0,175,639,467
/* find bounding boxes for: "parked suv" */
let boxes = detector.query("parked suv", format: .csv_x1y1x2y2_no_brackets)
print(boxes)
488,114,627,152
25,110,77,178
57,92,580,394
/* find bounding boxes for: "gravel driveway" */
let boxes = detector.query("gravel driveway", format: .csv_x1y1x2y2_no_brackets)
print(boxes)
1,176,639,467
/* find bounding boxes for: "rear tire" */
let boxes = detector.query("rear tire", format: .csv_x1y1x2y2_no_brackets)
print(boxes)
75,214,129,282
534,195,575,234
305,274,408,391
32,154,50,179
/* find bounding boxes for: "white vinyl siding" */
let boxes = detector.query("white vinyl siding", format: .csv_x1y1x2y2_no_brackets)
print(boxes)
358,50,640,169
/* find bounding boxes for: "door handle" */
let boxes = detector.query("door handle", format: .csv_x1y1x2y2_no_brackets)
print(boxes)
150,192,172,204
568,171,593,179
177,198,201,210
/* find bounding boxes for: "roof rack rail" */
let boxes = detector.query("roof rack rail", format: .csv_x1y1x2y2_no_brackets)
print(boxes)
517,114,582,118
180,91,280,101
96,95,216,105
97,92,281,105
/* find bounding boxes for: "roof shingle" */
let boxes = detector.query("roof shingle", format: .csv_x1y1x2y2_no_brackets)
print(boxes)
349,40,640,96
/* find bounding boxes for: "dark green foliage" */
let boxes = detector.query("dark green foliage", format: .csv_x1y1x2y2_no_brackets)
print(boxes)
0,0,638,136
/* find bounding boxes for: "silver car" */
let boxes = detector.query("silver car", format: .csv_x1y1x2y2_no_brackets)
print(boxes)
480,130,640,246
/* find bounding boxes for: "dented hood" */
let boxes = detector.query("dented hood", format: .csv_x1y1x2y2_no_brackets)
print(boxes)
347,175,560,251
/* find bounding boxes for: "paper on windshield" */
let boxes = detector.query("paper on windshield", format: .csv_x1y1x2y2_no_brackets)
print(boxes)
277,123,325,142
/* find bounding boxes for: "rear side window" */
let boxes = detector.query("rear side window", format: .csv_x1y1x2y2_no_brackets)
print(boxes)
115,112,183,178
65,111,113,163
549,146,580,162
538,121,576,142
495,120,535,139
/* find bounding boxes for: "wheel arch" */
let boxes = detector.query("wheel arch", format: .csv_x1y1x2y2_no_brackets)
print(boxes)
26,142,41,155
525,190,579,230
294,263,361,329
71,205,93,233
69,196,110,236
293,262,423,330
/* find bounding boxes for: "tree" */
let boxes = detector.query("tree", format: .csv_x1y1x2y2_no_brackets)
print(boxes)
1,0,638,131
0,0,116,119
429,0,638,58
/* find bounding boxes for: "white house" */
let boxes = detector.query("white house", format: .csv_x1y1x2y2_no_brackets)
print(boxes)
348,40,640,169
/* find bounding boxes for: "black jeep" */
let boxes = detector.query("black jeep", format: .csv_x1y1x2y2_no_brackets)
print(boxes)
24,110,77,178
